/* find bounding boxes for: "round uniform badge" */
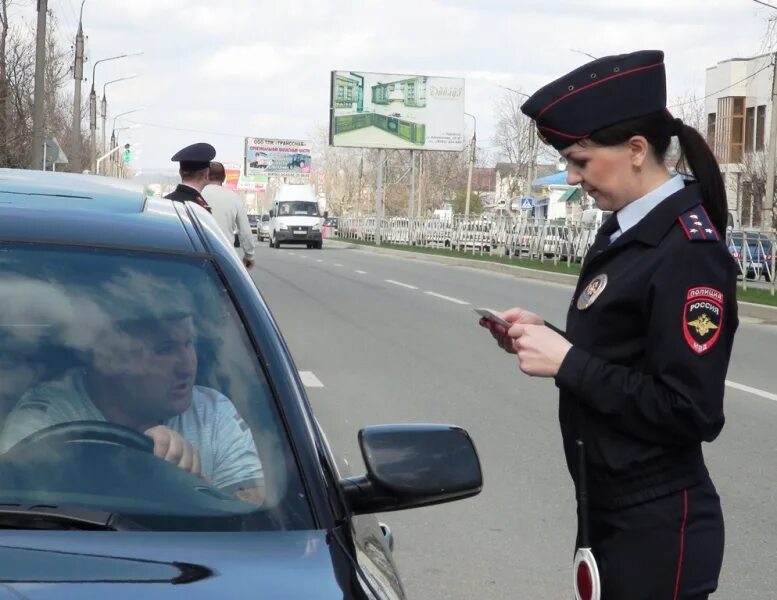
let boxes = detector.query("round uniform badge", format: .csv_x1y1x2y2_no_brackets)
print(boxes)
577,274,608,310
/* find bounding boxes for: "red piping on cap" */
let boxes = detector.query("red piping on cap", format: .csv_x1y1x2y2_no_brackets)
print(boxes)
536,61,665,121
537,125,588,141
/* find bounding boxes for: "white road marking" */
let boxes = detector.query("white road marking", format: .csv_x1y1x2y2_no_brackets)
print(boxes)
316,259,324,263
299,371,324,388
726,380,777,402
355,270,367,274
424,291,470,305
300,255,308,259
385,279,419,290
334,263,344,267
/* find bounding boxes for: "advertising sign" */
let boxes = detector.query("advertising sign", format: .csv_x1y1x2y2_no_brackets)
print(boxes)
329,70,465,151
244,137,311,176
223,164,241,190
237,173,268,191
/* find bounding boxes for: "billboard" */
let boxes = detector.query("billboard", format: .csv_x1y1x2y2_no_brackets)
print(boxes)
244,137,311,176
223,164,241,190
329,70,465,151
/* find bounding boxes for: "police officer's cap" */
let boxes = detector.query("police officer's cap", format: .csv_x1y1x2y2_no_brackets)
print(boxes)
521,50,667,151
171,142,216,171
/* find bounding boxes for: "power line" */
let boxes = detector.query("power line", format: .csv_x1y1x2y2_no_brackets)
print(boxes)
667,61,773,109
125,119,246,138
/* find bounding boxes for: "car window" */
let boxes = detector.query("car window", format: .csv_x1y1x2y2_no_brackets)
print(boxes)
278,201,320,216
261,215,270,222
0,242,314,531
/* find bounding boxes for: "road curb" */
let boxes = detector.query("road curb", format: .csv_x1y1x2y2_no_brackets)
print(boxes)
331,239,777,323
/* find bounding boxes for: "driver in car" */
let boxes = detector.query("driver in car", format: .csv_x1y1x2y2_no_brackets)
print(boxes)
0,313,264,504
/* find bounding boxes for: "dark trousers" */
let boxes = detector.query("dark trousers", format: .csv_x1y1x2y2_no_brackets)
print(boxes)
589,479,724,600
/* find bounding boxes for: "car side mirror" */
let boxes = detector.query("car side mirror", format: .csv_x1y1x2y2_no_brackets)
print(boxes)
269,209,274,218
341,424,482,515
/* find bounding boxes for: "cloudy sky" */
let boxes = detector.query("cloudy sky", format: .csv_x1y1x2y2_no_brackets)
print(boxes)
17,0,776,170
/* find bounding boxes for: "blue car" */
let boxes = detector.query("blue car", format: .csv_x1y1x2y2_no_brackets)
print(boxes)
0,169,482,599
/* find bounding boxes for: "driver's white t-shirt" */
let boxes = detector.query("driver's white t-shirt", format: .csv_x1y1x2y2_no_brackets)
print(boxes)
0,368,263,491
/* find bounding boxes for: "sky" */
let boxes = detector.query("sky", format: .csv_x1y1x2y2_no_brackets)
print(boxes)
14,0,776,171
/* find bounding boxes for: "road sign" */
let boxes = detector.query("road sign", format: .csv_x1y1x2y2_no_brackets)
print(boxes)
520,197,534,209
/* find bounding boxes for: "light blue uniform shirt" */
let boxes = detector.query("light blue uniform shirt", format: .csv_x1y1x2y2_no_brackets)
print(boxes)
610,174,686,243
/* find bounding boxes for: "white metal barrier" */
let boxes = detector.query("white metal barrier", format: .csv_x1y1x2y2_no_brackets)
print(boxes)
337,216,777,293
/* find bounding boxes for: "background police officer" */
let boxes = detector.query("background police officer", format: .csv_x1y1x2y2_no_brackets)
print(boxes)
165,142,216,212
482,50,737,599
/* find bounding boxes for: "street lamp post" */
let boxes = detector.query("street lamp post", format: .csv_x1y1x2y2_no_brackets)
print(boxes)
100,74,138,155
464,112,477,217
70,0,86,172
89,51,143,173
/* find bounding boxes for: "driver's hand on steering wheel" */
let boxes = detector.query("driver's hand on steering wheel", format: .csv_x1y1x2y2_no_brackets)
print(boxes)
144,425,201,477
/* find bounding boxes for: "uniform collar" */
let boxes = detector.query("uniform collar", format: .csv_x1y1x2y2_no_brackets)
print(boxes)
615,174,685,238
611,180,701,248
177,183,202,196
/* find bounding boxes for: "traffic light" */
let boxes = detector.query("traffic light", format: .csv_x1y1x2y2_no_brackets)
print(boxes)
122,143,131,163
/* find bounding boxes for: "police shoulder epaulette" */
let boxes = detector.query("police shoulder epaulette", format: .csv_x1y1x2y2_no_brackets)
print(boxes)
678,205,720,242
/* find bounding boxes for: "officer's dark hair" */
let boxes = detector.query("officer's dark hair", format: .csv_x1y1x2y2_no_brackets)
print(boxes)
582,110,727,233
208,161,226,183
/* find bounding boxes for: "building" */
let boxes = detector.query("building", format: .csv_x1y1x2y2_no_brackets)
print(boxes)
705,54,773,229
530,171,589,222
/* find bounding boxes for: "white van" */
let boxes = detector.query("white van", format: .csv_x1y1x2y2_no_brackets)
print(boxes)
269,184,324,249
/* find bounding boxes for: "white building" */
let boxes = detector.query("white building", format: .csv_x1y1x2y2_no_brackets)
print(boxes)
705,54,773,229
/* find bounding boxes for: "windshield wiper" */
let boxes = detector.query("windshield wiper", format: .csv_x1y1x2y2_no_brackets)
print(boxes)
0,505,138,531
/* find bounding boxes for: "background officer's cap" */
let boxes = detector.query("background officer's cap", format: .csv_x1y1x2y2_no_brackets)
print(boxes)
521,50,667,151
171,142,216,171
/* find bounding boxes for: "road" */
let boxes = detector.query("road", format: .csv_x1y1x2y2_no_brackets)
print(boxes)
251,241,777,599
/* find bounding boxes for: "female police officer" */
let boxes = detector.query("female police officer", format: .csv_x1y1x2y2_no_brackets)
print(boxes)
482,50,738,599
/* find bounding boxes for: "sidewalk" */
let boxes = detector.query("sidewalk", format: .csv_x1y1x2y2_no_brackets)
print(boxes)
329,239,777,324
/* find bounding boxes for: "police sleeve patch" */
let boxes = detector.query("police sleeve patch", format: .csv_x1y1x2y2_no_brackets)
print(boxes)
683,287,724,355
678,206,720,241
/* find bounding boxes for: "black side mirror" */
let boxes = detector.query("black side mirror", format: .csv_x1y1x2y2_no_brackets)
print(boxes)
341,424,482,515
269,209,274,218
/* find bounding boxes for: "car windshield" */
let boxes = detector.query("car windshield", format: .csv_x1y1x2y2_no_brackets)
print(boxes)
278,201,319,216
0,243,313,532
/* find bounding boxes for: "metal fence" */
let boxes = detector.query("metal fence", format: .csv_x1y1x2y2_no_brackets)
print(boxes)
337,215,777,293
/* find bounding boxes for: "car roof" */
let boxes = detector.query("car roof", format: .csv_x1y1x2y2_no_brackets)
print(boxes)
0,169,199,254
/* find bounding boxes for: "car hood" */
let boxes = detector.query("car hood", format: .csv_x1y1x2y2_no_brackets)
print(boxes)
0,530,350,599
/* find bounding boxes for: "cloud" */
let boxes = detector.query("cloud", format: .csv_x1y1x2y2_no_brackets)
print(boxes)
34,0,770,169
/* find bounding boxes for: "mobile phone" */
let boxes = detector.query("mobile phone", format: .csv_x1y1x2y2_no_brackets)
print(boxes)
474,308,512,329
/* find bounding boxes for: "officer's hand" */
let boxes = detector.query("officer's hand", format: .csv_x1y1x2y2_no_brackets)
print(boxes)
144,425,201,477
508,324,572,377
479,307,544,355
243,256,255,269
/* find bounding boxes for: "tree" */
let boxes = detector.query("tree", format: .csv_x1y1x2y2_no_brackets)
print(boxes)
453,189,482,215
491,90,559,199
0,8,80,169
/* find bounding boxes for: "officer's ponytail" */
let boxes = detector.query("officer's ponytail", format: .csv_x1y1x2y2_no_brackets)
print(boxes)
673,119,728,233
586,110,727,233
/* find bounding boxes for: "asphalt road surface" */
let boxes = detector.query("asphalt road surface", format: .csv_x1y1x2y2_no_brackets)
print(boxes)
251,240,777,599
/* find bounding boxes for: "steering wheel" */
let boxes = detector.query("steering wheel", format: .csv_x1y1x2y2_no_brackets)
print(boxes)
8,420,154,454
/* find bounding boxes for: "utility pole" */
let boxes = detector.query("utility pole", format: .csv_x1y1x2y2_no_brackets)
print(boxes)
376,148,384,246
464,113,477,216
525,125,537,198
70,0,85,172
408,150,415,218
765,52,777,231
30,0,48,170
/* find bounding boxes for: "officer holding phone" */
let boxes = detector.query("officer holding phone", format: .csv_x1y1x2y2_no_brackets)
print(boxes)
481,50,738,600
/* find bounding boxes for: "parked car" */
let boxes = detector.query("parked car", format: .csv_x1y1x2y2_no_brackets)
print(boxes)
247,213,259,235
0,169,483,598
728,231,774,281
258,213,271,241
